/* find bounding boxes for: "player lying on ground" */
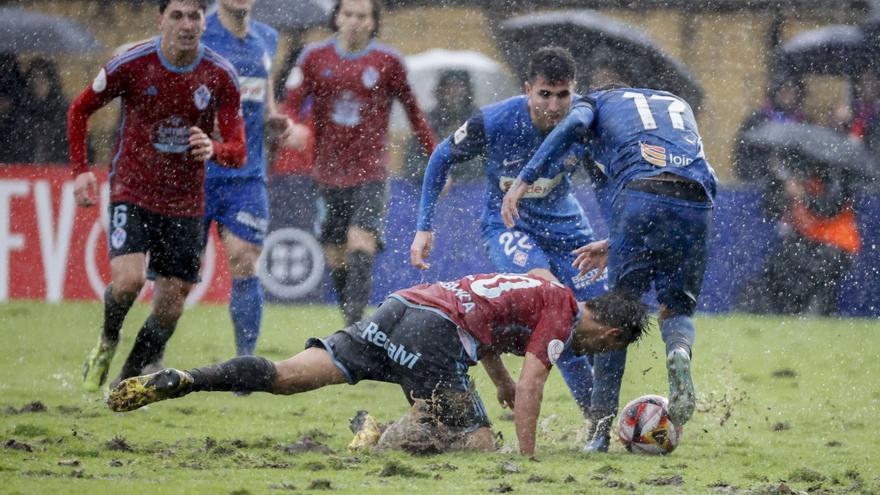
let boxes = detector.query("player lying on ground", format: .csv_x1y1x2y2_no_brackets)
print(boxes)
108,272,648,456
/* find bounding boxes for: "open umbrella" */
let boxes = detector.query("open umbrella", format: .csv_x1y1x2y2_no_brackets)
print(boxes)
497,10,704,109
741,121,878,180
0,8,104,55
249,0,333,30
777,25,872,76
390,49,519,132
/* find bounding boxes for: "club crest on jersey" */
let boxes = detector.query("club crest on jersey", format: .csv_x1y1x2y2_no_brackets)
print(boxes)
193,85,211,110
547,339,564,365
92,68,107,93
361,66,379,88
111,227,126,250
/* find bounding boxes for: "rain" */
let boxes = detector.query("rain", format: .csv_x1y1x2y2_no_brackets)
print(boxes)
1,0,879,493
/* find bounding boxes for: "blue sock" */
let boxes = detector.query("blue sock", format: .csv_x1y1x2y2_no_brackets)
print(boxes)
230,277,264,356
556,346,594,415
589,348,627,417
660,315,696,355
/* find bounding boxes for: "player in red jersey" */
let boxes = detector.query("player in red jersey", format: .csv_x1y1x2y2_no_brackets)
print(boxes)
109,272,648,457
70,0,246,392
284,0,436,325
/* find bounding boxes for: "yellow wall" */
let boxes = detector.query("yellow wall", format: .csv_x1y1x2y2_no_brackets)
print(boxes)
19,2,866,180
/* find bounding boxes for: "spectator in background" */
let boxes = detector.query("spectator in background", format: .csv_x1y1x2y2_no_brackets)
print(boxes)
0,53,26,163
403,69,480,185
847,67,880,155
20,58,70,164
733,73,806,182
738,152,860,316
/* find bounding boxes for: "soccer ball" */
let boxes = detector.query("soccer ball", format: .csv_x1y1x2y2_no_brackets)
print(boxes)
617,395,682,455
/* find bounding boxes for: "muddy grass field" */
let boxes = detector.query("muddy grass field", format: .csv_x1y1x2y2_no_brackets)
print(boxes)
1,302,878,494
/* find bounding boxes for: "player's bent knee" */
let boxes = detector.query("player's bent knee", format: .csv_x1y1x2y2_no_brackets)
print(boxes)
112,275,146,299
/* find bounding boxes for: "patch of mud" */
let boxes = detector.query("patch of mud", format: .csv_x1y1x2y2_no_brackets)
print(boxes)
5,401,48,415
377,460,428,478
306,479,332,490
603,479,636,490
708,480,740,494
825,440,842,447
109,459,124,467
488,483,514,493
278,436,334,455
595,465,622,475
772,422,790,431
425,462,458,471
789,468,825,483
498,461,520,474
105,436,133,452
771,369,798,378
57,459,80,467
56,405,81,415
746,482,802,494
643,474,684,486
564,475,576,483
374,402,496,455
527,474,550,483
4,439,34,452
269,481,297,491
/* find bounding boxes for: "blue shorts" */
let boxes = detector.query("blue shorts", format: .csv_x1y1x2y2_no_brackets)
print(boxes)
608,188,713,316
204,178,269,246
482,224,607,301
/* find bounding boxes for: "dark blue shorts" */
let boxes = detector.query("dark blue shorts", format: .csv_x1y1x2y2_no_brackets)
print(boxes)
482,224,607,301
204,178,269,246
608,188,713,316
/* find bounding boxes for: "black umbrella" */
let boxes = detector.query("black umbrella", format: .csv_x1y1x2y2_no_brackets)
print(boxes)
249,0,332,30
777,25,872,76
0,8,104,55
497,10,704,109
741,121,878,180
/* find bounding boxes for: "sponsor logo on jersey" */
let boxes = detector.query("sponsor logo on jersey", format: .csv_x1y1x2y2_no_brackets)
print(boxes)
501,158,524,168
239,76,267,103
285,66,304,89
439,281,476,312
499,173,563,198
92,68,107,93
547,339,564,365
361,66,379,88
360,322,422,369
453,121,468,144
331,90,361,126
571,269,607,290
513,250,529,267
194,85,212,110
153,115,190,153
640,142,667,167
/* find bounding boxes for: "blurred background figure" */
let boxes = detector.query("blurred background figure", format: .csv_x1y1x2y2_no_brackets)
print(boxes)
733,73,807,182
403,69,480,185
0,53,26,163
846,66,880,154
20,57,70,164
738,151,860,316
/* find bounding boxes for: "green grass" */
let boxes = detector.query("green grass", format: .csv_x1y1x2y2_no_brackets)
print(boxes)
1,302,878,494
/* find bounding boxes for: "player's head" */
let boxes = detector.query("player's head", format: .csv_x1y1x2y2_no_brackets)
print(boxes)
158,0,207,54
571,290,649,355
331,0,382,47
525,46,576,132
217,0,255,17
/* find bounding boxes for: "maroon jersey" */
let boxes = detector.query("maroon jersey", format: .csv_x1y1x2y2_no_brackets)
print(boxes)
68,38,246,217
393,273,581,368
284,38,435,188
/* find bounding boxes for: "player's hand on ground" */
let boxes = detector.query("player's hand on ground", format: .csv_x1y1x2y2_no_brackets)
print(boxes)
266,112,295,144
410,231,434,270
501,179,529,228
572,239,609,280
74,171,99,207
284,122,311,151
189,126,214,161
496,380,516,409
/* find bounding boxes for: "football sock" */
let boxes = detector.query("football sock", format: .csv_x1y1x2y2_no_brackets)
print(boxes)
230,277,263,356
102,284,135,345
660,315,695,356
590,348,627,415
555,347,593,415
188,356,277,393
341,250,373,326
117,316,176,380
330,266,348,312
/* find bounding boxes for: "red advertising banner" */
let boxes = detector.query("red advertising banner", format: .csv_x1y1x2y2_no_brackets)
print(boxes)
1,165,230,304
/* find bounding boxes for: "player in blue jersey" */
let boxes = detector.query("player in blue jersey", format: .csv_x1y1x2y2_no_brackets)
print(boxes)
502,86,717,429
202,0,295,356
410,47,627,452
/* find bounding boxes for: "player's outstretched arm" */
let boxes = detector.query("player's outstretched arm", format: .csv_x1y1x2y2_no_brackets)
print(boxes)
514,353,550,457
501,178,529,229
481,352,516,409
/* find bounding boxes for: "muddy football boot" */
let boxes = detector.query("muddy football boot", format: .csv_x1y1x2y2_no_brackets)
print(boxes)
667,348,696,426
108,369,194,412
583,412,614,453
82,338,118,392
